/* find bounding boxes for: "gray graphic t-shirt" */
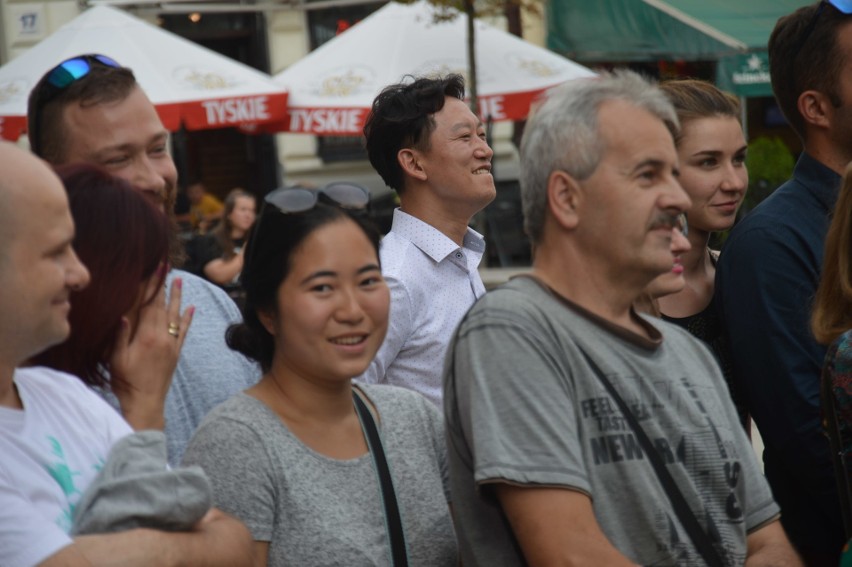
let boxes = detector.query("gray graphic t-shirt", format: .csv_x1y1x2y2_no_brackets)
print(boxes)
445,276,779,566
183,384,457,566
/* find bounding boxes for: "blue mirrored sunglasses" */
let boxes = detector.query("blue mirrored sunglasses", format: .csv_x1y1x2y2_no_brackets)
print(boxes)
794,0,852,59
45,54,121,90
30,54,122,156
829,0,852,12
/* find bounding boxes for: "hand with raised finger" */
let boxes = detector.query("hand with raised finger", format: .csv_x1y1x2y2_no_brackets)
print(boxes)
110,275,195,431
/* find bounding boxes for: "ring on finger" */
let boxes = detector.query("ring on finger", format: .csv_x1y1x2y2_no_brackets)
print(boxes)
167,322,180,337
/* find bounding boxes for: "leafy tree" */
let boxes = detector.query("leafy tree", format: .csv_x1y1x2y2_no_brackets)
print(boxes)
743,136,795,215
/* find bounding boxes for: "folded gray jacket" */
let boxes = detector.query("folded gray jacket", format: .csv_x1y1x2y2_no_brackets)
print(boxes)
71,430,211,535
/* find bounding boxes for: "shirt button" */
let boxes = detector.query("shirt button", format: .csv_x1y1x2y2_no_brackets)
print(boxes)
456,252,462,258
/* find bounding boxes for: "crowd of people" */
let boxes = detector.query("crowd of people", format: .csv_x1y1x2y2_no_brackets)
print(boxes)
2,1,852,566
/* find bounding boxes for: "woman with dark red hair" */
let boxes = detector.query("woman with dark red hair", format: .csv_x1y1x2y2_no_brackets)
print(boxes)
32,164,194,430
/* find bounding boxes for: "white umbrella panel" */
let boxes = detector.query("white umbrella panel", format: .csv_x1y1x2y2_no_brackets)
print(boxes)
273,0,595,136
0,5,287,142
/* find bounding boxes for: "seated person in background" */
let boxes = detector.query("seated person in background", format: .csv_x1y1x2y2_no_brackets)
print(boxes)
0,142,252,567
32,164,193,431
187,181,224,234
183,185,457,566
811,162,852,540
195,189,256,306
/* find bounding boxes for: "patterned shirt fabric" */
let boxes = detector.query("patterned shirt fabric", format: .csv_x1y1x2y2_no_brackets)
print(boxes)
357,208,486,407
823,330,852,522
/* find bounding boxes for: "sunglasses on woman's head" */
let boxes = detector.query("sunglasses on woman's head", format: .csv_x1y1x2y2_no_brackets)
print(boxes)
263,182,371,214
242,182,372,272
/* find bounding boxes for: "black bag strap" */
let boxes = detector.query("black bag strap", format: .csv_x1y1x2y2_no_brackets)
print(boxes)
353,389,409,567
821,367,852,539
578,349,725,567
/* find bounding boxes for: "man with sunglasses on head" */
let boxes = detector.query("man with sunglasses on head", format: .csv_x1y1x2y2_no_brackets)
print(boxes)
27,54,259,466
358,74,496,408
715,3,850,564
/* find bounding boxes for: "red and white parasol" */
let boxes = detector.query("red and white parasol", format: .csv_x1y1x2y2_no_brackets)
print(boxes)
273,0,595,136
0,5,288,141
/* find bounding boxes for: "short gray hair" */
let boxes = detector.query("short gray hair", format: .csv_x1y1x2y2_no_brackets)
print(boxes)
520,70,679,245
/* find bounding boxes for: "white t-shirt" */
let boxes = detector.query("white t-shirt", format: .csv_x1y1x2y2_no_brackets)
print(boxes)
0,366,132,567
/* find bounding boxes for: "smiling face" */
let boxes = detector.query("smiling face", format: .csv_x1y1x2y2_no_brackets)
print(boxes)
264,217,389,385
414,96,496,214
0,145,91,364
58,86,178,213
575,100,691,282
676,116,748,233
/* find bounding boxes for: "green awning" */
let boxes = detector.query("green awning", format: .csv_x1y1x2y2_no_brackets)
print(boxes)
716,51,771,97
547,0,809,96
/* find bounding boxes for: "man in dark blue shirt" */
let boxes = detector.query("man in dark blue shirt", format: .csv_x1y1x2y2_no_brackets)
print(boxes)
716,3,851,565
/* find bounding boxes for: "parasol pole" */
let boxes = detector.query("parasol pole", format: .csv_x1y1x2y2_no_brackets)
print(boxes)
464,0,479,117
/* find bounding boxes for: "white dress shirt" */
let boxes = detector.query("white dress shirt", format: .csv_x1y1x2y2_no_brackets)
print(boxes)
357,208,487,407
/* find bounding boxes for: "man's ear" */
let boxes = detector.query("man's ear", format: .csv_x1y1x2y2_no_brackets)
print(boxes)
547,169,581,230
257,308,277,337
798,90,832,130
397,148,427,182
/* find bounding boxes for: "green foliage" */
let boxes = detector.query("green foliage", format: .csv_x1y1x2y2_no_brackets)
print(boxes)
743,136,795,214
711,136,794,248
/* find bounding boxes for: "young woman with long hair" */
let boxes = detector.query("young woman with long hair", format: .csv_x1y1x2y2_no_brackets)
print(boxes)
183,185,457,566
32,164,193,429
658,79,749,427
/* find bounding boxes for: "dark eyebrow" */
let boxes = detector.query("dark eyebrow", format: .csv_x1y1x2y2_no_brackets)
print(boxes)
46,234,75,257
451,120,484,133
690,145,749,158
300,270,336,285
300,264,380,285
92,143,135,157
632,158,666,173
93,131,169,157
690,150,723,158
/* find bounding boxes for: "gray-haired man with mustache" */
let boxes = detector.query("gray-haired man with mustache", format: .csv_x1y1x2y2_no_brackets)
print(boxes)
444,71,800,566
